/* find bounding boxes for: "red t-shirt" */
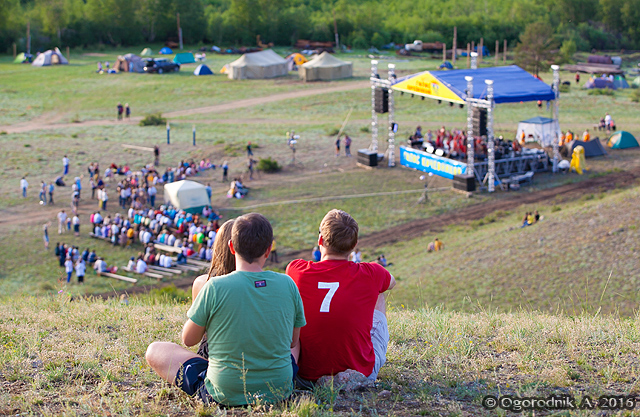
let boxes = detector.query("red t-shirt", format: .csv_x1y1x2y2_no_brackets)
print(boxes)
286,259,391,381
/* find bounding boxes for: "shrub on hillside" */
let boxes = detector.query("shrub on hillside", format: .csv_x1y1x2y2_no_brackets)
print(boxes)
631,89,640,103
257,157,281,173
587,88,614,96
139,113,167,126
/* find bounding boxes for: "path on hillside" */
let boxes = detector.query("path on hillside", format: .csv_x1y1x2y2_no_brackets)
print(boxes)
92,166,640,299
0,81,369,134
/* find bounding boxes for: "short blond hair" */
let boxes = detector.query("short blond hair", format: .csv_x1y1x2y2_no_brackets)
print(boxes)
320,209,358,255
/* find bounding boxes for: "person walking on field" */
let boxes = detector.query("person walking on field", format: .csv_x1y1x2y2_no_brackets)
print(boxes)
344,135,352,157
63,155,70,176
48,182,55,204
335,136,341,157
20,177,28,198
57,209,68,234
43,222,50,249
222,161,229,182
125,103,131,120
64,256,74,283
117,103,124,121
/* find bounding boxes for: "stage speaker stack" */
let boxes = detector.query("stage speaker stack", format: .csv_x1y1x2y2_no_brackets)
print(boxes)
374,87,389,113
453,174,476,192
472,107,487,137
357,149,378,167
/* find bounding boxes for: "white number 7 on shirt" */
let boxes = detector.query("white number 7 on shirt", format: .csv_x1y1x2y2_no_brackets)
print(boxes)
318,282,339,313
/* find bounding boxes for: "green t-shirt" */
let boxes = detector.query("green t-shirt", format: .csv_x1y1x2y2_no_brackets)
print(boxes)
187,270,306,406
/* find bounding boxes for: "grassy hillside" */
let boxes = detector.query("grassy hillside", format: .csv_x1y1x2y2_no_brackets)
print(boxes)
382,182,640,317
2,295,640,416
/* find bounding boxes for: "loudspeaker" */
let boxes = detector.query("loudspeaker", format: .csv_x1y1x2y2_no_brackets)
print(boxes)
374,88,389,114
453,174,476,192
357,149,378,167
472,107,487,137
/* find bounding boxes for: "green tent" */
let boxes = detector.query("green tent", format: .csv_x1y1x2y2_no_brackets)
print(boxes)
632,76,640,88
13,52,28,63
141,48,153,56
607,131,639,149
173,52,195,64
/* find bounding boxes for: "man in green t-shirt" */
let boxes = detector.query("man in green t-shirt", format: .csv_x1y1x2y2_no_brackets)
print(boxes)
146,213,306,406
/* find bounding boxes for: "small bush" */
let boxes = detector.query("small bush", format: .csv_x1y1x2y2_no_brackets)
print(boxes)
327,127,340,136
360,125,370,133
0,131,7,135
139,113,167,126
257,157,281,173
631,89,640,103
559,84,570,93
551,206,562,212
587,88,614,96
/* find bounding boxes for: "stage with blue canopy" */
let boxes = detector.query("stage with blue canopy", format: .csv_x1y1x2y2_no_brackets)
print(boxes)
391,65,556,104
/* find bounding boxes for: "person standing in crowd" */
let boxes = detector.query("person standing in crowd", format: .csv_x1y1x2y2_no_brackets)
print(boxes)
63,155,70,176
154,145,160,166
117,103,124,120
125,103,131,120
48,181,55,204
64,256,74,283
57,209,67,234
205,183,212,201
101,189,108,211
148,185,157,207
72,215,80,236
75,258,86,284
20,177,28,198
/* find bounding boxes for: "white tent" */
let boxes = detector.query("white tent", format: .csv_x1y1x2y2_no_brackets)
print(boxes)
516,116,561,147
32,48,69,66
299,52,352,82
228,49,288,80
164,180,210,213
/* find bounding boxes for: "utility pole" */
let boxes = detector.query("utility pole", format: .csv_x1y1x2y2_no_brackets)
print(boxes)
192,125,196,146
12,43,16,59
27,21,31,55
479,38,483,64
166,122,170,145
333,10,339,50
466,43,470,68
442,43,446,63
452,26,457,66
177,13,183,50
503,40,507,64
495,40,499,66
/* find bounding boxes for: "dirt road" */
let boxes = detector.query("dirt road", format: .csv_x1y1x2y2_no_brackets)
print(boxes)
0,82,369,134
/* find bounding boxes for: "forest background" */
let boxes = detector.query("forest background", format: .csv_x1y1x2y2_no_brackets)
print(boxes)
1,0,639,55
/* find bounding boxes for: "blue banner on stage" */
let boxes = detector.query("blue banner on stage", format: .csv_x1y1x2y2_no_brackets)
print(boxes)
399,146,467,179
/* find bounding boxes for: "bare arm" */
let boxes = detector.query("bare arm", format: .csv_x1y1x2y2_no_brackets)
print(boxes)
386,274,396,291
182,319,206,347
291,327,301,348
191,274,208,303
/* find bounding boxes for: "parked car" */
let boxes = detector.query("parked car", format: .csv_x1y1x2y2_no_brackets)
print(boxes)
143,58,180,74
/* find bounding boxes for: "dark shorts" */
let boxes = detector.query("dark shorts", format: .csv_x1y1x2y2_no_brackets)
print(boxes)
177,354,299,406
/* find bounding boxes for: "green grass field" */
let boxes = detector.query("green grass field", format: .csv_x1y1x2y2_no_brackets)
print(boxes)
3,46,640,415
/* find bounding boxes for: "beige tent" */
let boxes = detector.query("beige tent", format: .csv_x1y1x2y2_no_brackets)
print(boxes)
164,180,210,213
299,52,352,82
228,49,288,80
115,54,145,73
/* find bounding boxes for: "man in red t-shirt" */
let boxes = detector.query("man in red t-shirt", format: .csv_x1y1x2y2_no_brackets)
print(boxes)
287,209,396,383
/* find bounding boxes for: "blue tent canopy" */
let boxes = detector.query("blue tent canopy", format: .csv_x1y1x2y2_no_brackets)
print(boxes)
521,116,554,124
392,65,556,104
159,47,173,55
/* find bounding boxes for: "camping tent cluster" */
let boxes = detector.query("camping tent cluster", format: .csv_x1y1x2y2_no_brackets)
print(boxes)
299,52,352,82
32,48,68,66
566,139,607,157
584,75,629,90
227,49,288,80
115,54,145,73
516,117,561,148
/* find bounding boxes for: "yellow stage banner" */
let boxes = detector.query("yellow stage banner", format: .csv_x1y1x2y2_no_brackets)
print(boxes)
392,72,465,104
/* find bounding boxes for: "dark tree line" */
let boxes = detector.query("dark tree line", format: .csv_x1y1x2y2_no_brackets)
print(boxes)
2,0,640,54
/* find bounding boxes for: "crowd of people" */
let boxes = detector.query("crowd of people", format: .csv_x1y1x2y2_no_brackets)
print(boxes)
520,210,541,228
145,209,396,409
408,125,530,161
54,243,115,283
